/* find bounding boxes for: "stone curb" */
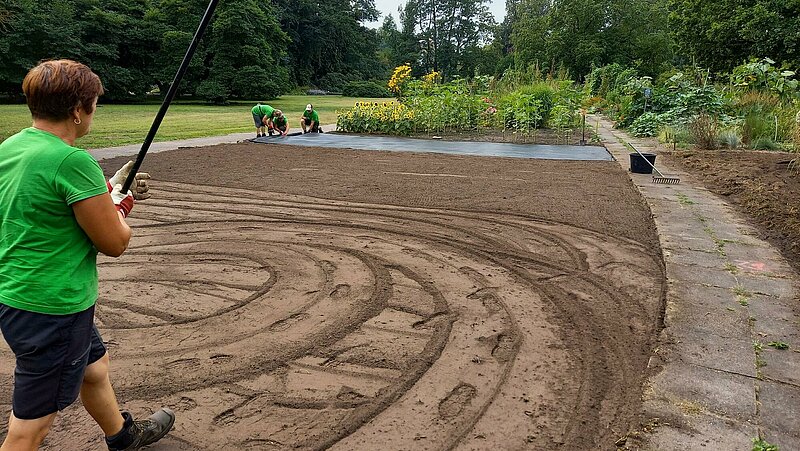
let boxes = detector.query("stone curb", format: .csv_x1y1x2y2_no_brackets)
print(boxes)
88,124,338,161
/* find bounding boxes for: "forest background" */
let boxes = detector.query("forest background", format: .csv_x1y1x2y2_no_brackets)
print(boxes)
1,0,797,103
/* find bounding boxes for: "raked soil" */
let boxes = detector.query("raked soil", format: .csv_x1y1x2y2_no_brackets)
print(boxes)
0,142,666,450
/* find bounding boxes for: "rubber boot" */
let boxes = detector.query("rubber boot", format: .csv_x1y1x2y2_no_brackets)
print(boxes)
106,408,176,450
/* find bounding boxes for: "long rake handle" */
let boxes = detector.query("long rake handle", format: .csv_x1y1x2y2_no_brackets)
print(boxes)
629,143,667,178
122,0,220,193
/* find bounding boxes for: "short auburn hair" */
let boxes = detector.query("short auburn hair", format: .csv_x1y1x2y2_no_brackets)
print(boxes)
22,59,104,121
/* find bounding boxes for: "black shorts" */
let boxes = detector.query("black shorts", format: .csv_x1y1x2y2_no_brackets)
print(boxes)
303,118,319,130
0,304,107,419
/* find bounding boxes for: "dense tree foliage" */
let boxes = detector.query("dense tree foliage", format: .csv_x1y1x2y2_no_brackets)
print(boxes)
0,0,379,101
669,0,800,73
508,0,673,79
391,0,495,79
0,0,796,99
275,0,382,87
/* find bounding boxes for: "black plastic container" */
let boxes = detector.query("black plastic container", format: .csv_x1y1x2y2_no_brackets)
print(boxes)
629,152,656,174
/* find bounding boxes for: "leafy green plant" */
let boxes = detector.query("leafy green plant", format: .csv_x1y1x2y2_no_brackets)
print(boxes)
732,58,799,100
342,81,391,98
752,137,780,150
768,341,789,350
630,112,663,137
752,437,779,451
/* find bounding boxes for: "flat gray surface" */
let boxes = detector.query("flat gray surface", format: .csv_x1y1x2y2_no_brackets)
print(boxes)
253,133,612,161
595,115,800,451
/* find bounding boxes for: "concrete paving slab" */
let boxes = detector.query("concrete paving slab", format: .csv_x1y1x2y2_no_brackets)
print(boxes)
670,331,758,377
635,414,756,451
758,381,800,450
748,294,800,341
593,115,800,450
761,345,800,386
667,263,738,289
665,247,729,269
253,133,614,160
667,283,750,338
649,363,756,421
736,273,797,300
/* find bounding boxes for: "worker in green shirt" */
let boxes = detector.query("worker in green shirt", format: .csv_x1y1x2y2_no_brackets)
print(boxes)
300,103,321,133
270,110,289,136
0,59,173,451
251,103,275,138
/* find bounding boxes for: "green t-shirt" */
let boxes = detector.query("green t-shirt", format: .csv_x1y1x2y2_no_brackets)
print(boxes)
273,115,287,127
251,104,275,118
303,109,319,123
0,128,109,315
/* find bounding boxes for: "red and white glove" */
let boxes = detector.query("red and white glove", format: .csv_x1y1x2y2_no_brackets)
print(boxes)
108,160,151,200
110,184,134,218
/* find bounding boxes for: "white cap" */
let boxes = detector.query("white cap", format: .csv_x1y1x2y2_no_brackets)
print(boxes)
306,104,313,111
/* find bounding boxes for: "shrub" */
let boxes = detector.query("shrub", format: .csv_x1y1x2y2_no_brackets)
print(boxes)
659,125,694,146
689,113,719,149
718,129,741,149
629,112,663,137
196,80,229,104
498,91,545,131
752,137,779,150
516,83,555,122
318,72,358,93
549,104,578,129
795,109,800,151
742,112,773,146
342,81,391,98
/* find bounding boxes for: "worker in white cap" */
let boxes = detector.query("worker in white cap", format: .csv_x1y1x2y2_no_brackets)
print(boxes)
300,103,320,133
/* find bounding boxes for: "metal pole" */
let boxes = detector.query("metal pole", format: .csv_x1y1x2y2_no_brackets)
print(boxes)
580,112,586,145
122,0,221,193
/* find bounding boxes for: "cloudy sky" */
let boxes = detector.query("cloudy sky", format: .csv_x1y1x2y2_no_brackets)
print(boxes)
365,0,507,28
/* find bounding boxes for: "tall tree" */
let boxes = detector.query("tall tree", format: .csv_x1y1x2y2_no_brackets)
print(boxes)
669,0,800,72
509,0,673,79
0,0,83,97
74,0,162,100
197,0,289,102
400,0,495,78
377,14,419,72
276,0,384,86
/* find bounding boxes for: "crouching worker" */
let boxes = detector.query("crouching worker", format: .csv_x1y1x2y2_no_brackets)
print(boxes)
251,102,275,138
300,103,321,133
0,59,173,451
270,110,289,136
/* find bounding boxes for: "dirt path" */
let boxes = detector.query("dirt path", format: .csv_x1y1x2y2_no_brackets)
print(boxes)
1,143,666,449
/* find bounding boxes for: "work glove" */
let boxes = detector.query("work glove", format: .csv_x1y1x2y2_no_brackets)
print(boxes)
110,184,134,218
108,160,152,200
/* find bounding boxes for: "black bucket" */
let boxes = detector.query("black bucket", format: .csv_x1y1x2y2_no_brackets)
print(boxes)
629,153,656,174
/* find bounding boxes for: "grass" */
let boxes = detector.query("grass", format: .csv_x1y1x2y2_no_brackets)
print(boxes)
752,437,779,451
676,193,696,206
0,95,387,149
767,341,789,350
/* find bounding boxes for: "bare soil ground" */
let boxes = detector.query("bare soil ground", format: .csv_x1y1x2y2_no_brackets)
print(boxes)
664,150,800,273
1,143,666,450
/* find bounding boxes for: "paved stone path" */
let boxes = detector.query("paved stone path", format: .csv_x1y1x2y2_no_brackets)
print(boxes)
594,115,800,450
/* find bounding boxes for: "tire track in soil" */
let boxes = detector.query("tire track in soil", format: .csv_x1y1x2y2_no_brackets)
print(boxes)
0,182,664,450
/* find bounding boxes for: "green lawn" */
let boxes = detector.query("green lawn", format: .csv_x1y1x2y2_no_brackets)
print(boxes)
0,95,386,149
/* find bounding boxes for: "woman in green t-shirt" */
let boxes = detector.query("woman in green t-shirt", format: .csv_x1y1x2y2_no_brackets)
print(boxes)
0,60,173,450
